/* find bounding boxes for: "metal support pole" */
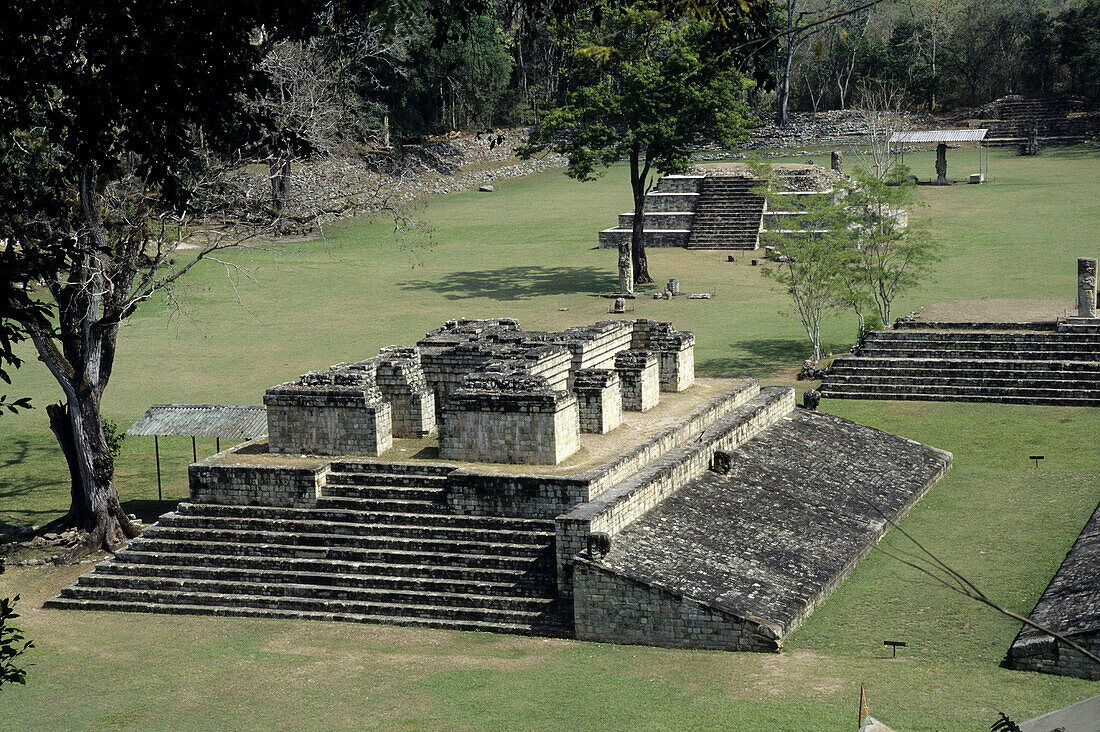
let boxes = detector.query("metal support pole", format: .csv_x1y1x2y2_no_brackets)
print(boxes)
154,436,162,501
216,437,220,453
192,435,197,462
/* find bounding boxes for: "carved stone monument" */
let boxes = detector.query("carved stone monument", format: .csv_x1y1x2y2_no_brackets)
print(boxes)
1079,257,1098,318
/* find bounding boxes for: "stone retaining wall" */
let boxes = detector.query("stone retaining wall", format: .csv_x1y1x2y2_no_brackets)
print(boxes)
573,558,780,652
189,460,329,508
265,369,392,456
1009,634,1100,680
615,350,660,412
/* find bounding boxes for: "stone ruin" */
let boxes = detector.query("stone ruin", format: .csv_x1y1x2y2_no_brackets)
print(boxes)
264,318,695,464
52,316,956,655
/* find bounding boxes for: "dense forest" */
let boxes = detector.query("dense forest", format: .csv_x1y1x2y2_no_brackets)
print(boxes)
316,0,1100,147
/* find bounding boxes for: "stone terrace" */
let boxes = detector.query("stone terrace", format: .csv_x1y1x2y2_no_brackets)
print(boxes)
1007,501,1100,680
573,409,952,651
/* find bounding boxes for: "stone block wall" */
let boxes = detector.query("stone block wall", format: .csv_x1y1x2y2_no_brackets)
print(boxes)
573,558,780,652
1009,634,1100,680
615,350,660,411
376,347,436,437
189,461,329,508
573,369,622,434
265,370,393,456
439,372,580,465
631,319,696,392
447,473,590,519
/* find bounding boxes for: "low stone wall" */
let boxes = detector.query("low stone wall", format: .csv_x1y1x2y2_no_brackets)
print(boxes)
446,473,590,519
631,320,696,392
376,347,437,438
556,387,794,595
573,558,779,652
1008,634,1100,681
439,373,580,465
189,459,330,508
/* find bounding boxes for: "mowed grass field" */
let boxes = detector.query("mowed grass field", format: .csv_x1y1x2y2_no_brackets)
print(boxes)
1,146,1099,729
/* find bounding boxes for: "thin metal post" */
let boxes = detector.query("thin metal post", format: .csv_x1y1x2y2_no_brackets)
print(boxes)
192,435,197,462
216,437,220,453
154,435,162,501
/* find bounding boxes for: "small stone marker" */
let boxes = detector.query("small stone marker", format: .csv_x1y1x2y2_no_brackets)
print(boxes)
479,184,494,192
613,296,626,313
802,389,821,410
688,293,711,300
667,278,680,296
1078,257,1097,318
831,150,843,173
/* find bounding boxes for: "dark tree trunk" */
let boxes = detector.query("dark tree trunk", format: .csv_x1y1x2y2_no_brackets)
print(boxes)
270,157,292,214
629,146,653,286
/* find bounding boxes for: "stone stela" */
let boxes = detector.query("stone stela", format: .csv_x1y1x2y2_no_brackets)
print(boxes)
264,318,695,465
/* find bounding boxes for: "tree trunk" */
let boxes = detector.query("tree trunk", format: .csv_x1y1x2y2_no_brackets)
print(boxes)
270,157,292,214
629,146,653,286
777,49,794,126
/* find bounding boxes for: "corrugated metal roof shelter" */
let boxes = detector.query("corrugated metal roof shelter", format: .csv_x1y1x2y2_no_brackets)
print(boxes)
127,404,266,500
127,404,267,439
889,129,990,184
889,129,988,144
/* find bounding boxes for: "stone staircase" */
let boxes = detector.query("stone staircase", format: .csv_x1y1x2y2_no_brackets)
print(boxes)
46,462,570,635
598,175,700,250
821,328,1100,406
686,176,765,250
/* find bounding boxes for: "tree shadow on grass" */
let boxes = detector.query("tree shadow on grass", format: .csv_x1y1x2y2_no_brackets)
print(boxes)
0,437,67,530
399,265,612,301
697,338,810,379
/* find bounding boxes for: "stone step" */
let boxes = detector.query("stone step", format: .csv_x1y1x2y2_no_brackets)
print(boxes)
329,461,455,476
136,526,552,558
125,538,553,570
315,496,443,514
857,347,1100,361
823,374,1100,390
50,587,560,627
819,383,1100,406
829,356,1100,373
111,550,553,583
43,597,570,636
95,562,554,597
866,331,1100,345
158,513,555,545
320,484,445,502
323,471,450,487
77,573,556,612
175,502,551,531
618,212,694,229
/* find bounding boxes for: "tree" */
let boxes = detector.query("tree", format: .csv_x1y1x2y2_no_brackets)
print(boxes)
846,168,940,326
523,1,753,292
758,168,859,362
0,0,393,561
0,595,34,690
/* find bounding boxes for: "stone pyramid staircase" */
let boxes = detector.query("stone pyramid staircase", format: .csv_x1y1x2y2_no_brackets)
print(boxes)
46,462,570,635
821,328,1100,406
686,176,765,250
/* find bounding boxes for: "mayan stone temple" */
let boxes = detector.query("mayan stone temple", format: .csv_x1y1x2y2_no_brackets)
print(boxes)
51,318,952,652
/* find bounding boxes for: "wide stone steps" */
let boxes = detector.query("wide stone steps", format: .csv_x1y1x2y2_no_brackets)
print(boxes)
134,526,551,559
175,501,549,531
686,177,765,249
824,373,1100,390
158,512,554,545
828,363,1100,382
857,347,1100,361
73,574,556,613
315,496,442,514
818,384,1100,406
321,484,445,502
323,471,450,487
43,598,565,635
48,587,561,628
93,562,552,597
866,331,1098,345
107,550,552,584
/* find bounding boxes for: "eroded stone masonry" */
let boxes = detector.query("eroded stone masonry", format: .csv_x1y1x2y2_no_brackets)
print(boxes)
51,318,952,654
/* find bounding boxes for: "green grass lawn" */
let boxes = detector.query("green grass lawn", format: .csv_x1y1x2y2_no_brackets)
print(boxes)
1,145,1099,730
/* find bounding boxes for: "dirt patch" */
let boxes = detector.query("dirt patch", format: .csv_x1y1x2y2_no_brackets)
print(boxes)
903,298,1075,324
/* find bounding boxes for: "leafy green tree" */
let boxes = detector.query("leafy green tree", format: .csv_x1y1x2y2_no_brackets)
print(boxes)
523,1,754,292
758,171,859,362
846,168,941,326
0,0,386,560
